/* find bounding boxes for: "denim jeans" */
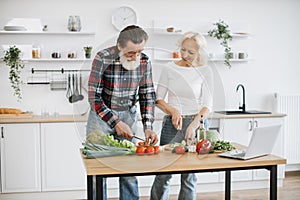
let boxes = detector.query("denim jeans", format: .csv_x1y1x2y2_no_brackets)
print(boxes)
86,107,139,200
150,115,208,200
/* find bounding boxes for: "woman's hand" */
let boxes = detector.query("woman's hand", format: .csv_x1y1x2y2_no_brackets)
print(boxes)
170,108,182,130
114,121,133,139
185,118,200,140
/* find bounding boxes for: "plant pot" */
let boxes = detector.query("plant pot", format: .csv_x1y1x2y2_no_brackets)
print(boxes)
85,52,91,59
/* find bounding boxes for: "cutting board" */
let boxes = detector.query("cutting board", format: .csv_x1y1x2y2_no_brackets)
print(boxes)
0,113,33,118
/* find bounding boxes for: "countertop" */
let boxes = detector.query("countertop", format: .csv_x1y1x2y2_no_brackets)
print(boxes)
0,113,286,124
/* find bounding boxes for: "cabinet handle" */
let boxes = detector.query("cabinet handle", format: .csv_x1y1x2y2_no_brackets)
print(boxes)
249,121,253,131
254,120,258,128
1,127,3,138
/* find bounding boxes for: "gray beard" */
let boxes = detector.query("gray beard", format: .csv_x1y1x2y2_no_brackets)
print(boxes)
119,52,141,70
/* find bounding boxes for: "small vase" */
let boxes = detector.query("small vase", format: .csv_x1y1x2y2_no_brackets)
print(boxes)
68,16,81,32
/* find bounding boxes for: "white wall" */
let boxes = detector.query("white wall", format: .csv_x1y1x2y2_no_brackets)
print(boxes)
1,0,300,114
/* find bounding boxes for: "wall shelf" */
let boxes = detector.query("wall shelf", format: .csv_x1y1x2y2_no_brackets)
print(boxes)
152,28,249,38
0,31,95,35
23,58,93,62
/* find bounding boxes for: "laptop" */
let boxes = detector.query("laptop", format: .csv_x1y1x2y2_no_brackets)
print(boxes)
218,125,281,160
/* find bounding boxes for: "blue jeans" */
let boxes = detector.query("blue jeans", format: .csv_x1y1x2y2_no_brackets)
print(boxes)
86,107,139,200
151,115,208,200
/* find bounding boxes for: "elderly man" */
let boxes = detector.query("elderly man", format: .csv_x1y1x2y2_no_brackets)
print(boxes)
87,25,158,200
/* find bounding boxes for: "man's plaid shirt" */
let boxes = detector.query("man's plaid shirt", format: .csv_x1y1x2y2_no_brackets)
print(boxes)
88,46,155,130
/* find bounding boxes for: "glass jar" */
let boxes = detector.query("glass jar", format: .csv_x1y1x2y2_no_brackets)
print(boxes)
32,45,41,59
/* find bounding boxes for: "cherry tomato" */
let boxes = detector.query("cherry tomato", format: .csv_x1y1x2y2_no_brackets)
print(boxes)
138,141,145,146
175,146,185,154
154,146,160,154
145,146,154,155
136,146,146,155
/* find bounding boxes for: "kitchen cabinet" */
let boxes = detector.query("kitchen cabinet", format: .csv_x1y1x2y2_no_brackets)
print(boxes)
0,123,41,193
219,117,285,182
40,122,86,191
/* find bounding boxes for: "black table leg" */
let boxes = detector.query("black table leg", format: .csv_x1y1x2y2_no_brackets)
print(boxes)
87,175,93,200
225,170,231,200
96,176,104,200
270,165,277,200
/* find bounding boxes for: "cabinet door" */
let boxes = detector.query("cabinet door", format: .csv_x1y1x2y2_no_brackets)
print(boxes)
220,118,253,181
41,122,86,191
0,123,41,193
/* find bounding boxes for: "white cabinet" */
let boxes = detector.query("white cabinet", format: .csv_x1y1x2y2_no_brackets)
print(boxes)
0,123,41,193
40,122,86,191
220,117,285,181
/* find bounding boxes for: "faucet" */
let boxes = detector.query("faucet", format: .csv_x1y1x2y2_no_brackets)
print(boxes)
236,84,246,112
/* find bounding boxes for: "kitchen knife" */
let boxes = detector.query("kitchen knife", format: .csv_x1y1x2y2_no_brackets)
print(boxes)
133,135,146,142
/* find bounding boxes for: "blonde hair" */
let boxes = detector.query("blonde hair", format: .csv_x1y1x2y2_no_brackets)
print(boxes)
177,31,207,66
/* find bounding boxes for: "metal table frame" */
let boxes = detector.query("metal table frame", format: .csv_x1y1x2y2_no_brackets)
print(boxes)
87,164,278,200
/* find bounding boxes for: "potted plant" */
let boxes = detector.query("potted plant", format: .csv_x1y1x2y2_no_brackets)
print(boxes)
208,20,233,68
2,46,25,101
84,46,93,59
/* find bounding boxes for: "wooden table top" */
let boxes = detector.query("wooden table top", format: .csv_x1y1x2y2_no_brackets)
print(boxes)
81,149,286,176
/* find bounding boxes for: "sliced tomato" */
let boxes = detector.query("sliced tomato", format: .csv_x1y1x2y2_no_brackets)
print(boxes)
145,146,154,155
138,141,145,146
136,146,146,155
154,146,160,154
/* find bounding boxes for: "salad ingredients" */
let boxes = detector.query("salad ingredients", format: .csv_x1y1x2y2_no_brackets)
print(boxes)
175,146,186,154
136,141,160,155
196,139,212,154
82,142,132,158
86,130,106,144
103,134,135,151
198,130,221,147
213,140,236,151
136,146,146,155
145,146,155,154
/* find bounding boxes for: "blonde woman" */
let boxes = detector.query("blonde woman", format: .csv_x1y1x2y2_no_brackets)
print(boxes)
150,32,214,200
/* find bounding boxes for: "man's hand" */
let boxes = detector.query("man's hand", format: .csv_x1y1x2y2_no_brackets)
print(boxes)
144,129,158,145
114,121,133,139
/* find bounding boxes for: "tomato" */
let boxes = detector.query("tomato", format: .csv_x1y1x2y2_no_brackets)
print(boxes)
175,146,185,154
154,146,160,154
196,139,212,154
145,146,154,155
138,141,145,146
136,146,146,155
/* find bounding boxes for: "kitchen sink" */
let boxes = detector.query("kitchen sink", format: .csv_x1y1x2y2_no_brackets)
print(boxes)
215,110,272,115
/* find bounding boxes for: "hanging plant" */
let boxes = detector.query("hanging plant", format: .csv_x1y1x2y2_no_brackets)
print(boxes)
2,46,25,101
208,20,233,68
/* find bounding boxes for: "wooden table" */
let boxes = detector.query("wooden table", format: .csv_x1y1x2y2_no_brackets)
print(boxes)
81,149,286,200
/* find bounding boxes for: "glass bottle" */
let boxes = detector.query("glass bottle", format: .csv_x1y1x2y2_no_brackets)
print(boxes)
197,115,206,141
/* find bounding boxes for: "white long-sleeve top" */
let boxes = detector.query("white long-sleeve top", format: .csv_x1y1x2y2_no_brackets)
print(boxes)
156,62,214,115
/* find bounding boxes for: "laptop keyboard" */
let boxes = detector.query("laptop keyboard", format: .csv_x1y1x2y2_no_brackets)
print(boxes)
229,149,246,157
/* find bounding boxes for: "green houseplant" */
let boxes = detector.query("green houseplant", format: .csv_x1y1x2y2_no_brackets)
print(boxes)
3,46,25,101
84,46,93,59
208,20,233,68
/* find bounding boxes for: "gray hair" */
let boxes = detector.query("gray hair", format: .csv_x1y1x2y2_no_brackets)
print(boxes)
117,25,148,48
